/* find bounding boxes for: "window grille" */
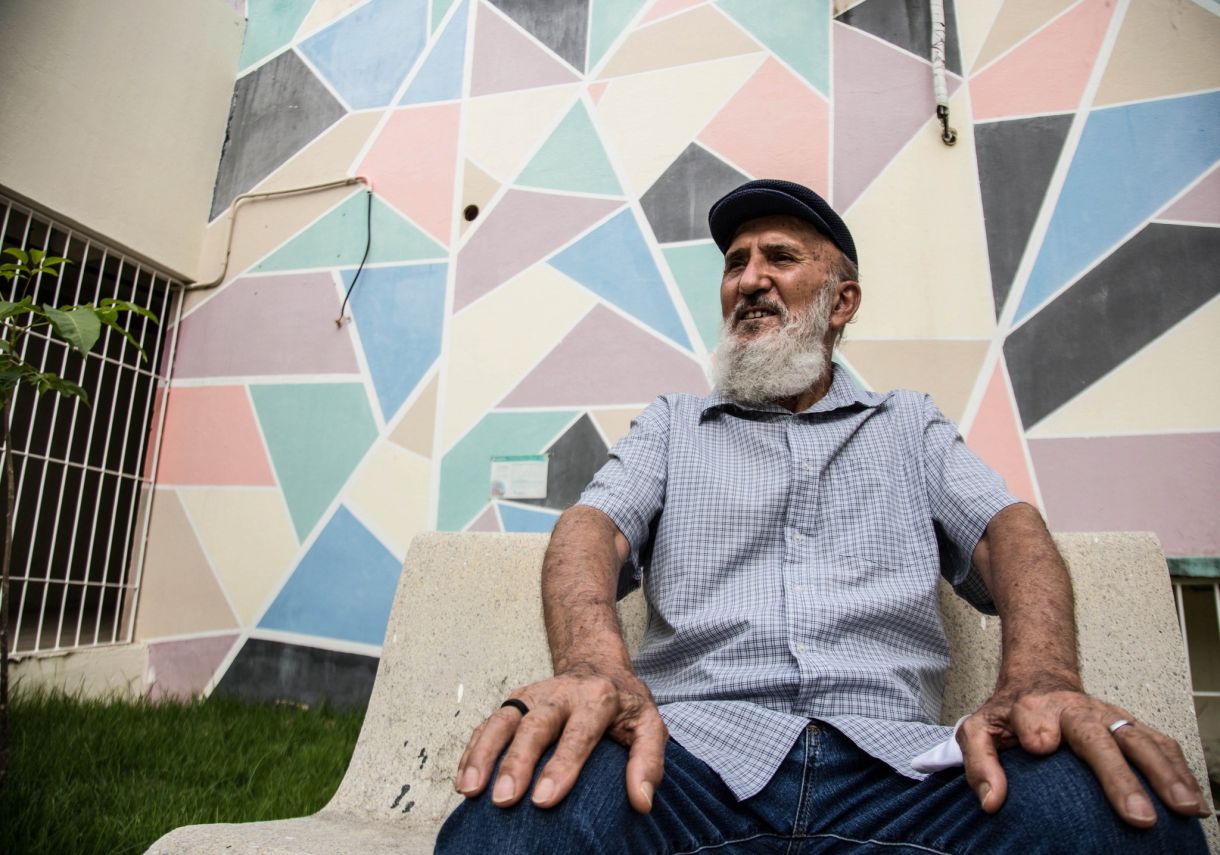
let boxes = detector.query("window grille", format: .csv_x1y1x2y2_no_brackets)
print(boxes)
1,193,178,655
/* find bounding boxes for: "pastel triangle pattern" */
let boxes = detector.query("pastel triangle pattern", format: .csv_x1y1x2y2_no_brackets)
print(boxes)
401,0,470,105
470,2,580,96
516,101,623,195
454,190,623,311
1159,166,1220,226
345,263,449,421
259,506,402,646
833,21,959,211
501,304,708,407
716,0,830,96
1016,91,1220,322
970,0,1115,122
498,503,561,532
548,209,693,349
966,362,1038,506
239,0,314,70
698,56,829,194
255,192,446,272
250,383,379,540
588,0,652,72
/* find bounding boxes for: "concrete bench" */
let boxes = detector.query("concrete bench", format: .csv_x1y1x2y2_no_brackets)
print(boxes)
149,531,1219,853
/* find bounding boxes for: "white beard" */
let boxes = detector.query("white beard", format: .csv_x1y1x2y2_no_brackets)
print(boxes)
712,283,836,406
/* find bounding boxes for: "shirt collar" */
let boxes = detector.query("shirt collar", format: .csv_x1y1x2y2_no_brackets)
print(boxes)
700,363,891,420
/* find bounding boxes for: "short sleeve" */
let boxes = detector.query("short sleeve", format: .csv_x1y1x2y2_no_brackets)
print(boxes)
576,396,671,594
921,395,1020,613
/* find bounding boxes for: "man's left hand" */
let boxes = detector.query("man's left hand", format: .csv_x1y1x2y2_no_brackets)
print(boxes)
957,674,1212,827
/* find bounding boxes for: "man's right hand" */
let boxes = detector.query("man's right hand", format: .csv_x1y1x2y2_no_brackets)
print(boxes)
454,664,668,813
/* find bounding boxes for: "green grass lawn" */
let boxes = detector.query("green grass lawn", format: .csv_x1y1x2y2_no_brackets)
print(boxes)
0,690,364,855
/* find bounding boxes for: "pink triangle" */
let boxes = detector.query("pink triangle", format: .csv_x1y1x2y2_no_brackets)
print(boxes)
471,1,580,96
642,0,705,24
500,304,709,407
148,634,239,701
467,504,502,531
833,23,961,211
359,103,460,246
454,190,623,311
970,0,1116,122
153,386,277,486
587,81,610,105
966,363,1038,507
699,57,829,194
1159,165,1220,225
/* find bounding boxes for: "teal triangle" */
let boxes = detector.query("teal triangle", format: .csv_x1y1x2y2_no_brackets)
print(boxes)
401,0,469,105
238,0,313,71
255,192,447,272
432,0,460,32
716,0,830,96
250,382,379,540
438,411,578,530
1016,91,1220,322
663,242,724,351
549,209,692,349
516,101,623,195
587,0,650,73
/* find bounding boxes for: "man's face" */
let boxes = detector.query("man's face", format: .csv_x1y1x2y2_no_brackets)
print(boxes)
719,215,838,342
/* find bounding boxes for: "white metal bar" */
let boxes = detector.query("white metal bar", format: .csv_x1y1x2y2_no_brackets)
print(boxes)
37,245,110,651
10,328,164,382
60,252,127,648
124,285,184,644
110,274,172,644
4,448,147,484
91,262,145,647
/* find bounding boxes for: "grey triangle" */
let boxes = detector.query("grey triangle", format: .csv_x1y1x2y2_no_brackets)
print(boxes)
488,0,589,72
975,114,1074,319
210,51,347,220
519,414,609,511
641,144,750,244
837,0,961,76
1005,224,1220,428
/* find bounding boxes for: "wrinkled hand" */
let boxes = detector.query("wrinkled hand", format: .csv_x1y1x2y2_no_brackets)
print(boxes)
957,673,1211,827
454,665,668,813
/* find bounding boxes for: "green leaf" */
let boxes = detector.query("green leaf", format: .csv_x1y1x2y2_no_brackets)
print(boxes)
3,247,28,264
0,298,35,320
99,317,150,362
42,305,102,354
40,256,72,269
99,298,159,324
29,248,44,266
35,371,89,404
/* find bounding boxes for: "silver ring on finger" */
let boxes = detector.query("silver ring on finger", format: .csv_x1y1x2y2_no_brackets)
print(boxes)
1108,718,1133,734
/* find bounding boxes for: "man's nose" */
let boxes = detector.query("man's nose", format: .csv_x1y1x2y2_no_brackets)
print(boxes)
737,255,772,296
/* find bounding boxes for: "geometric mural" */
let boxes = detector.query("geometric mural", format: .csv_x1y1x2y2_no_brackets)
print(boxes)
149,0,1220,706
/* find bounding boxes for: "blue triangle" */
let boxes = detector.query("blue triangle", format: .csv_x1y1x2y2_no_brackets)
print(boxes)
345,263,448,421
498,503,560,533
401,0,469,105
259,506,401,646
1016,91,1220,322
548,209,692,350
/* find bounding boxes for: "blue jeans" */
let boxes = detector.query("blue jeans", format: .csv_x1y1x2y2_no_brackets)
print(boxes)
435,723,1206,854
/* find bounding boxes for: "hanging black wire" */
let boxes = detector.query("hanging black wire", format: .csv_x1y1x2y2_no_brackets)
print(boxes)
336,187,373,326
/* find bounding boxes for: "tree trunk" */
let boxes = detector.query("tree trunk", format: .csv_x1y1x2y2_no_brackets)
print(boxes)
0,392,14,791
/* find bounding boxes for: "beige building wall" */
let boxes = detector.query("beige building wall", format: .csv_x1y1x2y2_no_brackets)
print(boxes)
0,0,244,279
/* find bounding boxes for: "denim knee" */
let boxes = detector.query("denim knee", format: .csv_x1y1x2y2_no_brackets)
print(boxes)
987,748,1207,854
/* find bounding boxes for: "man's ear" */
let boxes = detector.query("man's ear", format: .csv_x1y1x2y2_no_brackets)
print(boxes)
830,280,861,331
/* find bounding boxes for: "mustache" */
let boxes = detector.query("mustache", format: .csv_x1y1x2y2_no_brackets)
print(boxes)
732,297,789,324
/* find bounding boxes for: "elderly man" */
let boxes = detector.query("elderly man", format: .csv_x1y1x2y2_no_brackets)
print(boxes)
436,180,1209,853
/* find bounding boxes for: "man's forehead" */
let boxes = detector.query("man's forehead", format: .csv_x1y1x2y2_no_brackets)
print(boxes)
726,215,829,252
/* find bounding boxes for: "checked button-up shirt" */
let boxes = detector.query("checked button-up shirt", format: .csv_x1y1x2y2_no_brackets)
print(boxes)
577,366,1020,800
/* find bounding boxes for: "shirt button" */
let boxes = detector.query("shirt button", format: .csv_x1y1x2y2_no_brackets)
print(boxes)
797,643,808,653
791,531,803,542
801,461,812,472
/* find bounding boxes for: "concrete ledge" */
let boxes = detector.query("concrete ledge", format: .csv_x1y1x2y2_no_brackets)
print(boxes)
11,642,147,700
148,532,1219,853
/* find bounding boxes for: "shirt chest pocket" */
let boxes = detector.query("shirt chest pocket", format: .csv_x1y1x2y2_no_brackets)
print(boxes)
818,453,928,567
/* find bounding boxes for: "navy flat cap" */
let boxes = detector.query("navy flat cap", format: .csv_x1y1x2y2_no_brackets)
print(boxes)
708,178,857,267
